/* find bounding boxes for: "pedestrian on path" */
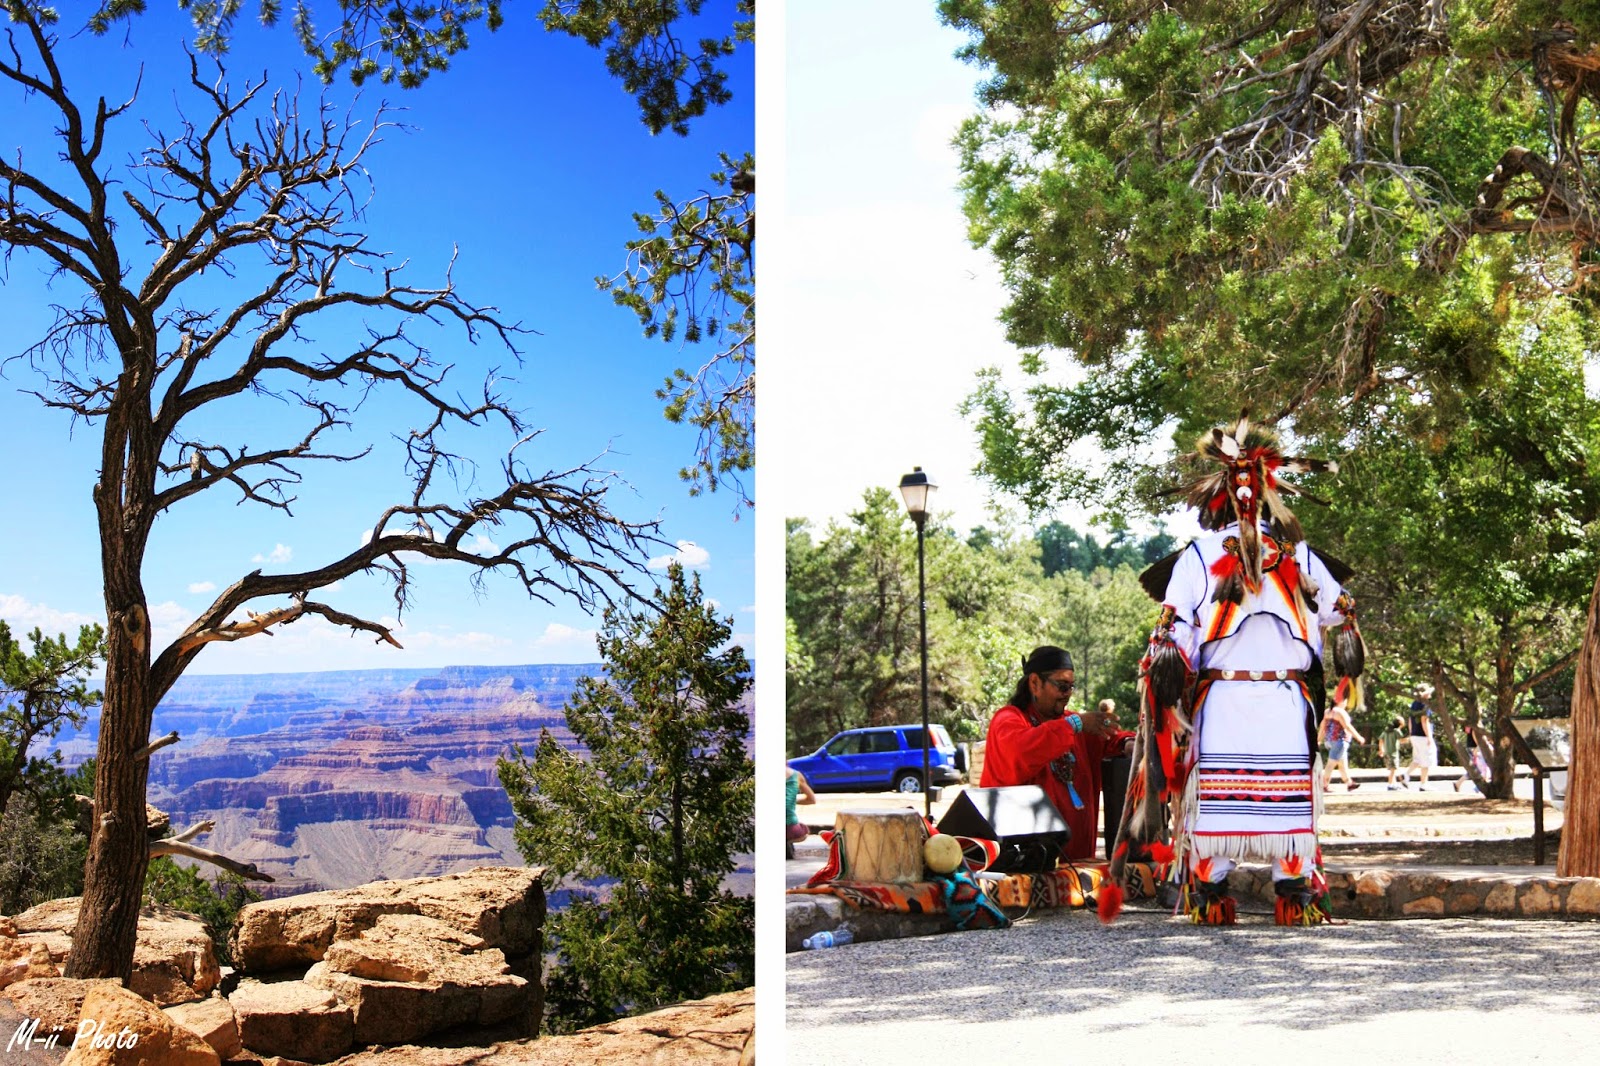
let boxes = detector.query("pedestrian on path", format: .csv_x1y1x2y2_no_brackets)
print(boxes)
1403,684,1436,788
787,766,816,859
1454,724,1493,794
1319,698,1365,792
1380,716,1407,789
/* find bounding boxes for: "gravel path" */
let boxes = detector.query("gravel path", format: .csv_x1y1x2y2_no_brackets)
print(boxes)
0,998,67,1065
786,907,1600,1064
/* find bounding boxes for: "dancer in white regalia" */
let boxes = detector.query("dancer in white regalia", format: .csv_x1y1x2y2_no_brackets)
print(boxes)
1101,414,1366,926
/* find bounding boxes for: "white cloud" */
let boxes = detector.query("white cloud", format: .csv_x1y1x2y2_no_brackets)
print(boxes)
147,600,191,653
251,544,293,565
188,581,216,595
401,629,514,652
647,540,711,571
530,622,600,661
0,594,100,635
468,533,499,555
739,605,755,614
912,102,974,167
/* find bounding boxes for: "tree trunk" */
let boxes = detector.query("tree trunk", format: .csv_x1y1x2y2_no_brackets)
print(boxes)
65,611,153,980
1558,569,1600,877
1487,624,1519,800
67,380,158,980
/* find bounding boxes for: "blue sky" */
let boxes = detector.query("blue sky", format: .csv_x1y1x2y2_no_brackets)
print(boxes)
775,0,1017,534
0,3,753,673
775,0,1189,542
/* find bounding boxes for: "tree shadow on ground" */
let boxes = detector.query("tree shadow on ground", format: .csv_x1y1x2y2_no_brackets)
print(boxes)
787,909,1600,1034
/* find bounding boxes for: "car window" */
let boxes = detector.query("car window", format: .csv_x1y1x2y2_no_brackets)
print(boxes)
931,725,953,748
826,734,863,756
868,731,901,753
896,727,922,749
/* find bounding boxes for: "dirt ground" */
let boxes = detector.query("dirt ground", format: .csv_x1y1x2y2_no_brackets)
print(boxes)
1323,833,1558,867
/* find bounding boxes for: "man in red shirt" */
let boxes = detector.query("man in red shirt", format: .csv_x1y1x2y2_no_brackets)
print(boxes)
980,646,1134,862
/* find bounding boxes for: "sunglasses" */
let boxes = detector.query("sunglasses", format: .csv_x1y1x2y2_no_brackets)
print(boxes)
1039,675,1075,694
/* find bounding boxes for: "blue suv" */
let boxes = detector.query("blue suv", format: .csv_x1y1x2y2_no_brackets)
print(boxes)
788,724,964,793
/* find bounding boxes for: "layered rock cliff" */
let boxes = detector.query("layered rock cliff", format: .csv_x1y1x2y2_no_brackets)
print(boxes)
133,668,591,892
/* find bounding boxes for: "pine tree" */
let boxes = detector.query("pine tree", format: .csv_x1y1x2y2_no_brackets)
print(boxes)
497,563,753,1032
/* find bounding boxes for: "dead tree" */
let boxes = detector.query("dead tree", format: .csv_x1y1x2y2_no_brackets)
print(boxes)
0,12,659,979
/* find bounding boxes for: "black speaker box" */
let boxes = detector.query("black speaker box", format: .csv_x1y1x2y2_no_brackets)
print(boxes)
936,785,1070,874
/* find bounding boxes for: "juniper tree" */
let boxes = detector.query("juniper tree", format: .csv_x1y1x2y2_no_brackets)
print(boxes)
0,5,659,980
497,562,752,1032
942,0,1600,874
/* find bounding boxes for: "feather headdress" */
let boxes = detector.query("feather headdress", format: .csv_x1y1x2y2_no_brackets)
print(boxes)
1182,413,1337,600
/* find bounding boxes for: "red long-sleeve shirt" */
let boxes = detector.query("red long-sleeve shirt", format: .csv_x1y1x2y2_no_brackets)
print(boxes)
979,704,1132,862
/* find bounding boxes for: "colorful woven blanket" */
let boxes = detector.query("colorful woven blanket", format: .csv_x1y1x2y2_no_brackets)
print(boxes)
787,829,1160,920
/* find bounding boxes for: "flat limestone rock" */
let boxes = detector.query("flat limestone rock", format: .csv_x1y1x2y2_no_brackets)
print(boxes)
2,977,124,1033
325,987,755,1066
10,900,220,1006
165,995,243,1060
60,982,218,1066
230,978,354,1064
305,946,529,1046
231,867,544,974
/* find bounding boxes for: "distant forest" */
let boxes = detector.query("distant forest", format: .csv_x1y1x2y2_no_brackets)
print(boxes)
786,489,1174,755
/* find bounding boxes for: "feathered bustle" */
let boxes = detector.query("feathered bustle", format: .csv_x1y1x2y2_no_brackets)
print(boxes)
1333,625,1365,679
1147,641,1188,710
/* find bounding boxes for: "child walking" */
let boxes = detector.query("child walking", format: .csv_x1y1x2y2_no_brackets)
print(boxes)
1320,699,1367,792
1380,716,1407,790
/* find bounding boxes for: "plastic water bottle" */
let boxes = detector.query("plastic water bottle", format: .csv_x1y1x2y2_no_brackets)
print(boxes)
802,927,855,950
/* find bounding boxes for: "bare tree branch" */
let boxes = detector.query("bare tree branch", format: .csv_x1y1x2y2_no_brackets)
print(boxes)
148,838,275,882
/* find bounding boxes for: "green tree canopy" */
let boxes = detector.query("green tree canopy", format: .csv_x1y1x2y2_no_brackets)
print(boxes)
0,621,104,820
943,0,1600,512
786,491,1167,751
1300,332,1600,793
496,562,751,1032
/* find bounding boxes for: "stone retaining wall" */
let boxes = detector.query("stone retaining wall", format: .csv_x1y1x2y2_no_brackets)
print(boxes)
1231,865,1600,920
787,866,1600,951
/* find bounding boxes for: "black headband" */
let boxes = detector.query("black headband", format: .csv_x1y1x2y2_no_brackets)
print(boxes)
1023,645,1073,675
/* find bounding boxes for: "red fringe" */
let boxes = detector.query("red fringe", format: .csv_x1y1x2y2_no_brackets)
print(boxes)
1274,895,1329,926
1276,551,1298,590
1156,709,1179,791
1149,842,1175,864
1097,881,1124,924
1190,895,1236,926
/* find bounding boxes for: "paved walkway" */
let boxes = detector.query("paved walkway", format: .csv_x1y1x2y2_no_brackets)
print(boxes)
787,773,1597,1063
786,907,1600,1064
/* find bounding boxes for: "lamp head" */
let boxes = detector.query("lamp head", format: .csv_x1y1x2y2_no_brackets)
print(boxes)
898,466,937,524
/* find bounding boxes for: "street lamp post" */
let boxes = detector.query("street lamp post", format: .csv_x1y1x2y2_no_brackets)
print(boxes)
898,466,937,819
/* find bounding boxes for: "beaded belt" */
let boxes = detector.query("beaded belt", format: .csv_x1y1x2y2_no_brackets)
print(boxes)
1200,669,1305,682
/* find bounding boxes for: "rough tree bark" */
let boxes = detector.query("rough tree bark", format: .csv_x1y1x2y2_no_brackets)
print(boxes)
1559,571,1600,877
